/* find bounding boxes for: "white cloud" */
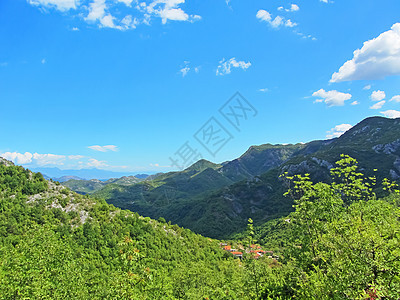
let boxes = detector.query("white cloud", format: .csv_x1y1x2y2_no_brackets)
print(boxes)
88,145,118,152
259,88,269,92
351,101,360,105
216,57,251,76
278,4,299,12
159,7,188,24
256,10,272,22
179,61,190,77
312,89,352,107
331,23,400,82
29,0,200,31
370,100,386,110
257,9,297,29
390,95,400,102
87,158,108,168
285,19,297,28
194,66,200,73
28,0,78,11
271,16,284,28
139,0,201,25
326,124,353,139
295,31,316,40
363,84,371,90
121,15,138,29
1,152,68,166
86,0,108,25
381,110,400,119
180,66,190,77
0,151,128,170
370,90,386,101
33,153,66,166
290,4,300,12
41,58,46,64
320,0,329,3
1,152,33,164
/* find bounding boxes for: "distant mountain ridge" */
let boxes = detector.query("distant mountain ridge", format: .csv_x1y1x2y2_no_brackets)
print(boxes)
31,167,151,181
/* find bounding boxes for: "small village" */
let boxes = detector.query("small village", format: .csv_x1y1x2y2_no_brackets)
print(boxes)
220,243,279,260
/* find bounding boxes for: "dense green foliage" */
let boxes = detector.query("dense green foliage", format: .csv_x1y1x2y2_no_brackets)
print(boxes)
257,155,400,298
0,164,47,196
0,162,275,299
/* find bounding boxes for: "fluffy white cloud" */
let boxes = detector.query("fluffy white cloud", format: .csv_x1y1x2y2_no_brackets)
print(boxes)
180,66,190,77
370,90,386,101
257,9,297,29
256,10,271,22
271,16,284,28
216,58,251,76
390,95,400,102
159,8,188,23
1,152,33,164
33,153,66,166
0,151,128,170
88,145,118,152
120,15,138,29
381,110,400,119
139,0,201,25
290,4,300,11
285,19,297,28
326,124,353,139
28,0,78,11
87,158,108,168
363,84,371,90
331,23,400,82
312,89,352,107
351,101,360,105
86,0,106,22
29,0,199,30
0,152,68,166
85,0,124,29
259,88,269,92
278,4,299,12
179,61,190,77
370,100,386,110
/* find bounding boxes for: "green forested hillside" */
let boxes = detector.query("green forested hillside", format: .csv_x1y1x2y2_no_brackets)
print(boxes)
0,159,267,299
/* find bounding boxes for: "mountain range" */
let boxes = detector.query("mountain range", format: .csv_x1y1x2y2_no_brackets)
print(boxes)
30,167,151,181
61,116,400,238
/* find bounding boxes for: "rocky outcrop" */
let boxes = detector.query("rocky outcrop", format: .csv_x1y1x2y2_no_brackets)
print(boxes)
372,139,400,154
0,157,14,167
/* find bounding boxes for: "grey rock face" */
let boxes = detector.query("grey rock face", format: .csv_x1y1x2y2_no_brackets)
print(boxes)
373,139,400,154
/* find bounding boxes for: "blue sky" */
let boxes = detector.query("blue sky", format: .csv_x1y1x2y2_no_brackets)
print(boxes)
1,0,400,173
